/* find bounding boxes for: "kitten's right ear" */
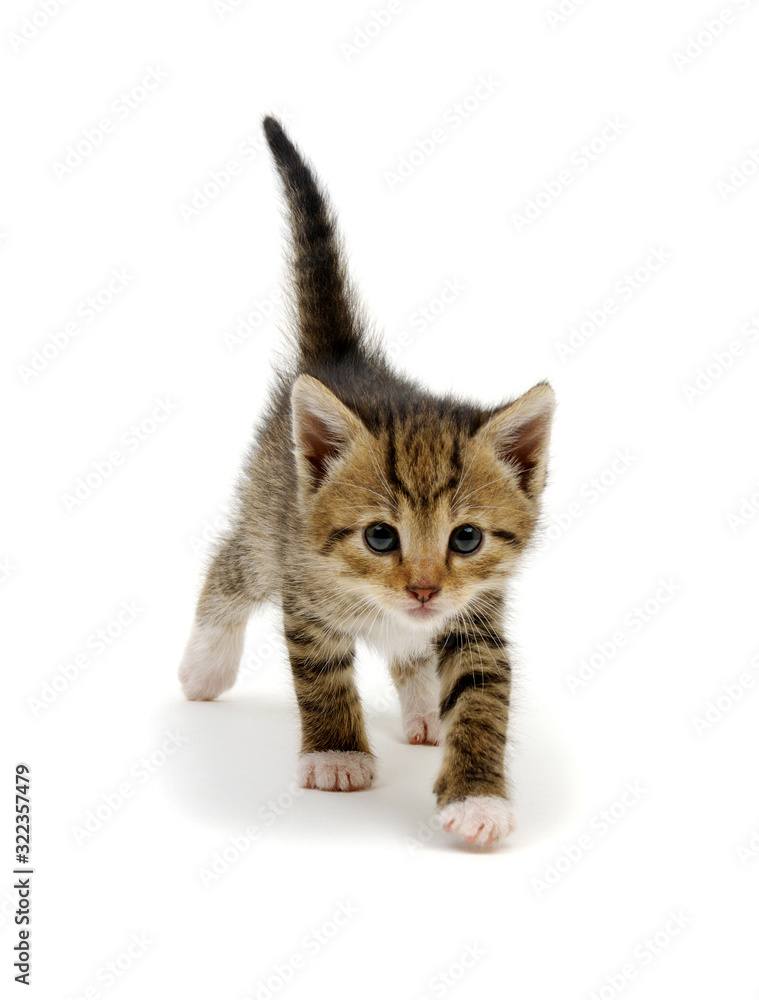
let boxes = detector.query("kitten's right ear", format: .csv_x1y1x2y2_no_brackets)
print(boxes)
291,375,366,485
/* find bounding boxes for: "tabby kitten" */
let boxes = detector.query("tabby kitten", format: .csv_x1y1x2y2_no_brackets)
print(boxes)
179,117,555,847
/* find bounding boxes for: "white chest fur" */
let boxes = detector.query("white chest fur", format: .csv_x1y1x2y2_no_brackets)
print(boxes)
357,610,438,663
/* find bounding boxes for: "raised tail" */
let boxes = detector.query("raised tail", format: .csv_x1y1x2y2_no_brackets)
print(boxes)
262,116,364,367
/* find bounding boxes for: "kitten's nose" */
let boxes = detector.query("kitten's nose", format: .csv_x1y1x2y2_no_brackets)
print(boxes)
407,585,439,604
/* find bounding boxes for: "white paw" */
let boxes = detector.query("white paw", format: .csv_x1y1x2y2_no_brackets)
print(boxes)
405,712,441,746
439,796,515,847
179,623,243,701
297,751,375,792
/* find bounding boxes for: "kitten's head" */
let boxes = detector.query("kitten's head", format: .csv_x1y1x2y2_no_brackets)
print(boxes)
291,375,555,633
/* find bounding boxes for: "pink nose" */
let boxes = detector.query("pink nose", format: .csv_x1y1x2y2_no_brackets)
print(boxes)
407,585,439,604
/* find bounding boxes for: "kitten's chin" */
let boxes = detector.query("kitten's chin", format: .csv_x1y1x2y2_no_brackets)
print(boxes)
403,604,444,628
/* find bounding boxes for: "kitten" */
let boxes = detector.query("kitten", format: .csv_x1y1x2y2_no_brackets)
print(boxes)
179,117,555,847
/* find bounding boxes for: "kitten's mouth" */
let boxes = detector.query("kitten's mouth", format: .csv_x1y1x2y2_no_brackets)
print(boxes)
406,604,440,620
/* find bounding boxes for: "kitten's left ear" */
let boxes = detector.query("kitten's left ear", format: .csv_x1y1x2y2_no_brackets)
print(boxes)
477,382,556,497
291,374,368,485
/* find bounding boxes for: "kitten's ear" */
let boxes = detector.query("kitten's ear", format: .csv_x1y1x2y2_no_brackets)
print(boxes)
291,374,367,484
477,382,556,497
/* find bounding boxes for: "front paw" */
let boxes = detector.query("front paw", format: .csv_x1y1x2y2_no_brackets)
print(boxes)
405,711,442,746
439,796,515,847
179,648,229,702
297,751,375,792
178,623,241,701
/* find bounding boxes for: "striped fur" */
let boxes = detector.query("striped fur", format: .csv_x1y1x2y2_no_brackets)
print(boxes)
179,118,556,845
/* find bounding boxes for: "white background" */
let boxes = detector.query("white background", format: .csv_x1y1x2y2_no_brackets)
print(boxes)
3,1,758,997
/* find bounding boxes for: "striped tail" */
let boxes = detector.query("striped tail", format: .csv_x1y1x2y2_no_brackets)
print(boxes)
262,116,364,367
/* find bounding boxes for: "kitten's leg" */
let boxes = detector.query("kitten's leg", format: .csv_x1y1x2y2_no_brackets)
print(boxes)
284,603,374,792
389,653,441,746
179,539,260,701
433,596,515,847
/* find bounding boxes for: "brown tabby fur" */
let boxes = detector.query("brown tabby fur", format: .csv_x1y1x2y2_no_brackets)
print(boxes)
179,117,555,841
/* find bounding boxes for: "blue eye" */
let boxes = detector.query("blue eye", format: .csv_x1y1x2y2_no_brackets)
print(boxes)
365,523,400,553
449,524,482,554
